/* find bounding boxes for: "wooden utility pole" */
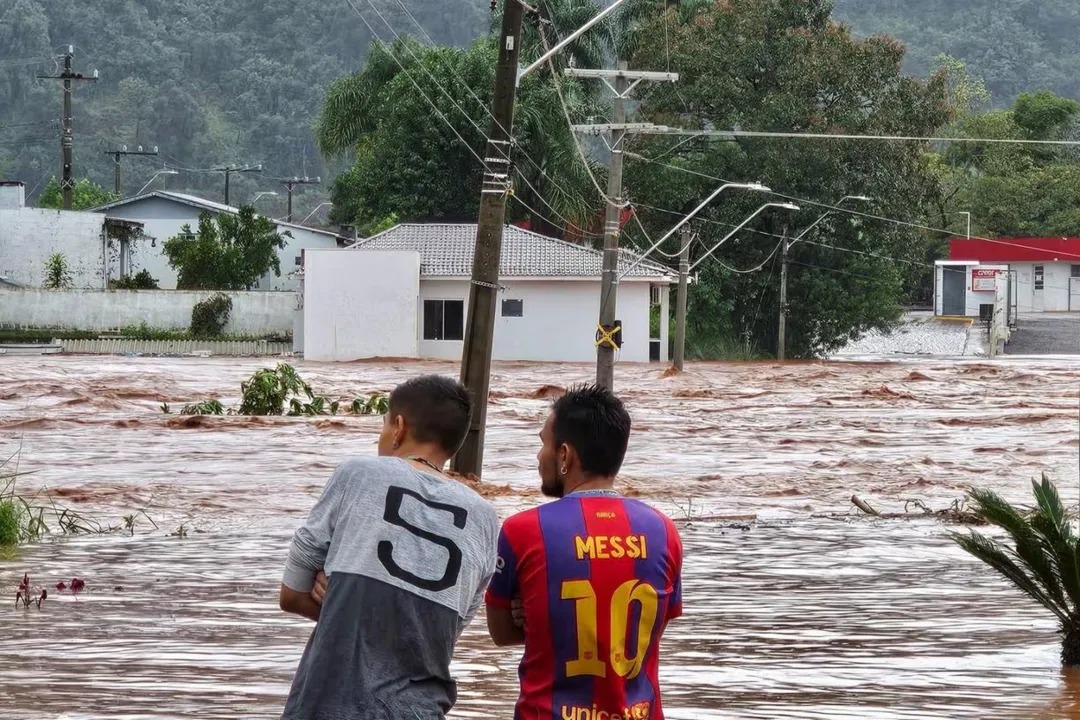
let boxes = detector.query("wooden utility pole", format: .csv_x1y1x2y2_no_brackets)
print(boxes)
38,47,97,210
280,176,321,223
777,231,790,361
214,165,262,206
452,0,525,478
106,145,159,198
672,223,691,371
567,66,678,390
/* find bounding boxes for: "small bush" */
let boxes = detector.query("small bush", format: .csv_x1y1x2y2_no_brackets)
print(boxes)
190,293,233,338
42,253,73,290
110,269,159,290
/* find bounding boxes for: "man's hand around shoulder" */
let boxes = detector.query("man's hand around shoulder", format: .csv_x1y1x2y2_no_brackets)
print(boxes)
311,569,328,606
511,595,524,628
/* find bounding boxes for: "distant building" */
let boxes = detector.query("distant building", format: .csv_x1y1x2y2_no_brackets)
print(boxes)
0,181,144,289
90,191,347,291
300,223,677,363
949,237,1080,313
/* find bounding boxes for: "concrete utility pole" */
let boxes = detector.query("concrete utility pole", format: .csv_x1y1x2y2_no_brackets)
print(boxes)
452,0,525,479
105,145,159,197
567,64,678,390
777,195,870,360
280,176,321,223
38,47,97,210
672,223,691,372
214,165,262,206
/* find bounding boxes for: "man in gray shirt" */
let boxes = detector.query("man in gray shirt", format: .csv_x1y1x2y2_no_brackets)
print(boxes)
278,375,499,720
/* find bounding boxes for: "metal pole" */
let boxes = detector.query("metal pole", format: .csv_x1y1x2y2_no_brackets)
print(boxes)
596,61,629,391
519,0,632,78
286,182,294,223
452,0,525,478
61,52,73,210
224,169,231,206
778,233,789,361
673,224,690,372
113,152,121,196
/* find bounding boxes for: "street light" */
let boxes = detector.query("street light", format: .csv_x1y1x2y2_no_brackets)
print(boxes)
297,202,333,226
688,202,800,273
251,191,279,204
777,194,872,360
136,169,179,195
621,182,772,278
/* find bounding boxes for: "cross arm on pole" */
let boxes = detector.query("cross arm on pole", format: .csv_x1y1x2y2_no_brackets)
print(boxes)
688,203,800,273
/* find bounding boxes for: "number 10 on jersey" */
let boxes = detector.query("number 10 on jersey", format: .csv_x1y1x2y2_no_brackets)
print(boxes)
561,579,660,680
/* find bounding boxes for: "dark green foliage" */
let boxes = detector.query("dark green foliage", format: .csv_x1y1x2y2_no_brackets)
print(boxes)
953,474,1080,666
110,269,160,290
163,208,288,290
189,293,232,338
181,399,225,416
37,177,118,210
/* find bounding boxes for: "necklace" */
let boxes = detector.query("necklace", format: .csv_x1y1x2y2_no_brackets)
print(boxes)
566,488,620,497
407,456,443,474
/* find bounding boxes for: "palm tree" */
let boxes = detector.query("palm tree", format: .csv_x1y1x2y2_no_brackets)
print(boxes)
953,473,1080,666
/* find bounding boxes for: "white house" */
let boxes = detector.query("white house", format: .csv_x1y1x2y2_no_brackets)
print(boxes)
0,181,145,289
300,223,677,363
91,191,346,291
950,237,1080,313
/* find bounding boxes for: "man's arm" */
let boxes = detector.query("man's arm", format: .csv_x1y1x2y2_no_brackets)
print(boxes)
279,465,346,620
484,522,525,646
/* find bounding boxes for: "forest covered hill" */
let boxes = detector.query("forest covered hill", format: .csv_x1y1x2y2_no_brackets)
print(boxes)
833,0,1080,104
2,0,1079,215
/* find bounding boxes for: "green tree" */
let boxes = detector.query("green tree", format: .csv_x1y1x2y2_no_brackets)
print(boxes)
163,207,289,290
37,177,118,211
626,0,951,358
315,37,602,237
953,474,1080,666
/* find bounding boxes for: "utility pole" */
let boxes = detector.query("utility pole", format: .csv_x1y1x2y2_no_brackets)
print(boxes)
567,65,678,390
451,0,525,478
280,176,321,223
777,230,790,362
214,165,262,206
38,47,97,210
105,145,159,198
672,224,691,372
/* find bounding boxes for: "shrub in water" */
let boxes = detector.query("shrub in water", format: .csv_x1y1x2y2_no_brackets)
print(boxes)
190,293,233,338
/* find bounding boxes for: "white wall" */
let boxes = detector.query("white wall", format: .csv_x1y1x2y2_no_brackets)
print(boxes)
934,263,1009,317
0,289,294,334
94,197,339,291
0,208,110,288
418,277,658,363
303,249,420,361
1011,261,1076,313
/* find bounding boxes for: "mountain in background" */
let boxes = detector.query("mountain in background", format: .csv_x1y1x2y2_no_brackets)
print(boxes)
833,0,1080,105
0,0,489,218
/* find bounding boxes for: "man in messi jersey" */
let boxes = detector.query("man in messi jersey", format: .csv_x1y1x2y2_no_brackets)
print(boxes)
278,375,499,720
486,384,683,720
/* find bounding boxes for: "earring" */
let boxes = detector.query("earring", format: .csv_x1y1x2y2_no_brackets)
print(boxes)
560,466,567,475
392,441,400,449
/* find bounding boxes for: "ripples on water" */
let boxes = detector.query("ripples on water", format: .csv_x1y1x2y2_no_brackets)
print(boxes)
0,356,1077,719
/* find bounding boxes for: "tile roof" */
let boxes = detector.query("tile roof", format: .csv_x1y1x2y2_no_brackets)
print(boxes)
90,191,342,239
348,224,675,280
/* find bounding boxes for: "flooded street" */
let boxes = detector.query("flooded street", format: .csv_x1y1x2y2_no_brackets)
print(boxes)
1,356,1077,719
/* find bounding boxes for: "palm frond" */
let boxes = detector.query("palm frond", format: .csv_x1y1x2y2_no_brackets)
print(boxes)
965,486,1071,613
953,530,1071,625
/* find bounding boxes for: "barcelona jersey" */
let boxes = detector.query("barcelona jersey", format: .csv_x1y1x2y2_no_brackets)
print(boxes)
486,494,683,720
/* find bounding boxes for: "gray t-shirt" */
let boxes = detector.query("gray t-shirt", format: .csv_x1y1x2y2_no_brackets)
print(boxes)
280,456,499,720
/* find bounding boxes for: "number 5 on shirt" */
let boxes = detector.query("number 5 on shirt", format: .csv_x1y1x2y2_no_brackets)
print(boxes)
561,578,660,680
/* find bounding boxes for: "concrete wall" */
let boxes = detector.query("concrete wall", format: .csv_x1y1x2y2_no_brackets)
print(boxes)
934,263,1010,317
0,289,294,335
303,249,420,361
418,277,658,363
0,208,110,288
94,197,339,291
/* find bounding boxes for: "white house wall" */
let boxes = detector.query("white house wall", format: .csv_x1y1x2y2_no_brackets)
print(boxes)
0,208,110,288
303,249,420,361
418,278,656,363
94,197,338,291
1010,261,1077,313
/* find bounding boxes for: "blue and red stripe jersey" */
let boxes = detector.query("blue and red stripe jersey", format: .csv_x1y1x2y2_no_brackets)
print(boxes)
486,494,683,720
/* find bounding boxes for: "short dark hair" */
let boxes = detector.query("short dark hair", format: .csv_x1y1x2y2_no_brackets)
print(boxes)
389,375,473,455
552,384,631,477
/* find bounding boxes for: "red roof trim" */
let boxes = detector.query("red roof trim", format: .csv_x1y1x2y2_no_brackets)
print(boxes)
950,237,1080,263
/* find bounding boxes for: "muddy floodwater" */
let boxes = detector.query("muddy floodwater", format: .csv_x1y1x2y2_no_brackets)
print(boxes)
1,356,1078,719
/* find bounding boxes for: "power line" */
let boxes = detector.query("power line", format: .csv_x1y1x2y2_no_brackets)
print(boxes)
622,126,1080,147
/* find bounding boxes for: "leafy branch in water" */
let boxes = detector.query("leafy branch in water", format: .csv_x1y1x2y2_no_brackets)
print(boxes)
162,363,387,417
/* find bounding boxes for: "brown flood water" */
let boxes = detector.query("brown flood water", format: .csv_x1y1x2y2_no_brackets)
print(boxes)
0,356,1078,719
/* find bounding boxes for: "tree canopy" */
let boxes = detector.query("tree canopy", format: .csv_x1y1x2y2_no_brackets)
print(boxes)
36,177,117,210
163,207,289,290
